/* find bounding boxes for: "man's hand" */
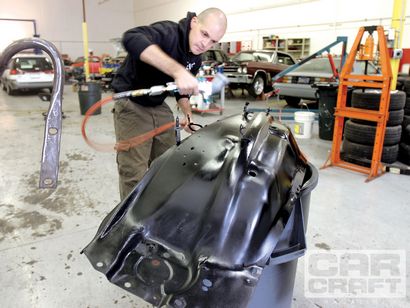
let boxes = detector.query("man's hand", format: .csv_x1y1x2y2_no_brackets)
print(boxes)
177,98,194,133
180,116,195,133
174,68,199,96
140,45,199,95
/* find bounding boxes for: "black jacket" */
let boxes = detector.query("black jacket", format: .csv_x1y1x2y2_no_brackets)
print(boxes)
111,12,202,106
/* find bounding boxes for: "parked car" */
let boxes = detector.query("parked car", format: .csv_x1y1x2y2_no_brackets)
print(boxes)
0,53,54,95
71,55,102,77
223,50,296,97
201,49,229,75
61,54,73,80
274,57,381,107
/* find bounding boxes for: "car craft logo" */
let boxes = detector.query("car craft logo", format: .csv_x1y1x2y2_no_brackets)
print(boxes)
304,250,406,298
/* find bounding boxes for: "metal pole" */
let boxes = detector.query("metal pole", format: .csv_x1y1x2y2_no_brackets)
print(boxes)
390,0,407,90
0,18,38,37
82,0,90,81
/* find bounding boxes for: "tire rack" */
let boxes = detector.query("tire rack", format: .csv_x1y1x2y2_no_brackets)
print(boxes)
322,26,392,181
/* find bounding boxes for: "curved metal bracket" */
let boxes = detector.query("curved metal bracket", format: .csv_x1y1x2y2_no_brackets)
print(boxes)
0,38,64,188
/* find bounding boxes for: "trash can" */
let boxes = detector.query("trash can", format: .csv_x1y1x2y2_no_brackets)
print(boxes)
314,82,338,140
248,163,318,308
78,82,101,115
82,113,319,308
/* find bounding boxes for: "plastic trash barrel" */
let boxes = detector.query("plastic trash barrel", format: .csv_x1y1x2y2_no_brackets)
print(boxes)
78,82,101,115
248,163,318,308
316,86,338,140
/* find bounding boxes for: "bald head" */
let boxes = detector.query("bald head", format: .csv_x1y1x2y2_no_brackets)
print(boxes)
189,8,227,55
197,8,227,33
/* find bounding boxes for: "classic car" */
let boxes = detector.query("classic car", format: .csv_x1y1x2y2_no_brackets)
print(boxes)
223,50,296,97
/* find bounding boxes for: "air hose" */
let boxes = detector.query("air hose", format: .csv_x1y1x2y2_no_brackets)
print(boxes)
81,96,199,152
81,75,229,152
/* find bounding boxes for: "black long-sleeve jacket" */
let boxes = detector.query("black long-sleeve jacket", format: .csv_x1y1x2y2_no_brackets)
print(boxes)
111,12,202,106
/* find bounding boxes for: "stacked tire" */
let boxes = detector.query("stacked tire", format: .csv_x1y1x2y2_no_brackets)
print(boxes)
341,89,406,165
398,81,410,165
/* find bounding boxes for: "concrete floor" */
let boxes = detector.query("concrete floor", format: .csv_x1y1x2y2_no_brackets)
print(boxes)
0,85,409,308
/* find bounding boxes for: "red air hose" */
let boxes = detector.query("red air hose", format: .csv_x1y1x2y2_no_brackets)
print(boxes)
81,97,178,152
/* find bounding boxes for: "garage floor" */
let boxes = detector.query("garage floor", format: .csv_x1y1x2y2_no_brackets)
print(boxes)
0,86,409,308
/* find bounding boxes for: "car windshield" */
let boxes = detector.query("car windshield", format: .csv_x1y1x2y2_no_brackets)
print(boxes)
353,61,379,74
202,52,215,61
14,57,53,71
232,51,272,62
232,52,254,62
293,58,340,73
254,52,272,62
292,57,380,74
214,52,226,62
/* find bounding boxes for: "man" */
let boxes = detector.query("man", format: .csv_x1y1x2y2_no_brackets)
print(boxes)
111,8,227,199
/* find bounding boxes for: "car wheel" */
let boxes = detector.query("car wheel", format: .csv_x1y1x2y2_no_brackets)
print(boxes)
401,125,410,144
351,89,406,111
284,96,301,107
404,79,410,96
352,109,404,127
342,139,399,164
398,142,410,165
344,120,402,146
403,115,410,129
6,84,15,96
248,75,265,98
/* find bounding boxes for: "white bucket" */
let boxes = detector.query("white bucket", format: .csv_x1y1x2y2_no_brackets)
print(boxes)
294,111,315,139
190,94,207,110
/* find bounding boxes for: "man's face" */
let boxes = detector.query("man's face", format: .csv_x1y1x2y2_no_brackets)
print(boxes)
189,16,225,55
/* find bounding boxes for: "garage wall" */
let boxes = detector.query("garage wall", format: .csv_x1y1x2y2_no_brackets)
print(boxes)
133,0,410,60
0,0,135,58
1,1,408,62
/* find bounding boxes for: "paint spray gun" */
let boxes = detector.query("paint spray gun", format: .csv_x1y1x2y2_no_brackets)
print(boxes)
112,73,229,101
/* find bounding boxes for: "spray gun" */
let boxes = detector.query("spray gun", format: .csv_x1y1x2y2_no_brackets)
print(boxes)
112,73,229,101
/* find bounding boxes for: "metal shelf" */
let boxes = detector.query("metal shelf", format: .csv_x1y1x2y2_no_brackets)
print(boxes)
262,36,310,59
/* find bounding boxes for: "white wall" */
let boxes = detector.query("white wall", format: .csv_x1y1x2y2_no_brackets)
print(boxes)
133,0,410,55
1,0,408,59
0,0,135,58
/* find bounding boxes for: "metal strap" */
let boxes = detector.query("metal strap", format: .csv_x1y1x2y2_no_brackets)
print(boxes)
0,38,64,188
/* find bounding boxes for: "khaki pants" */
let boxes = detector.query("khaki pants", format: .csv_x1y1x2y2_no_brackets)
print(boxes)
113,98,175,199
